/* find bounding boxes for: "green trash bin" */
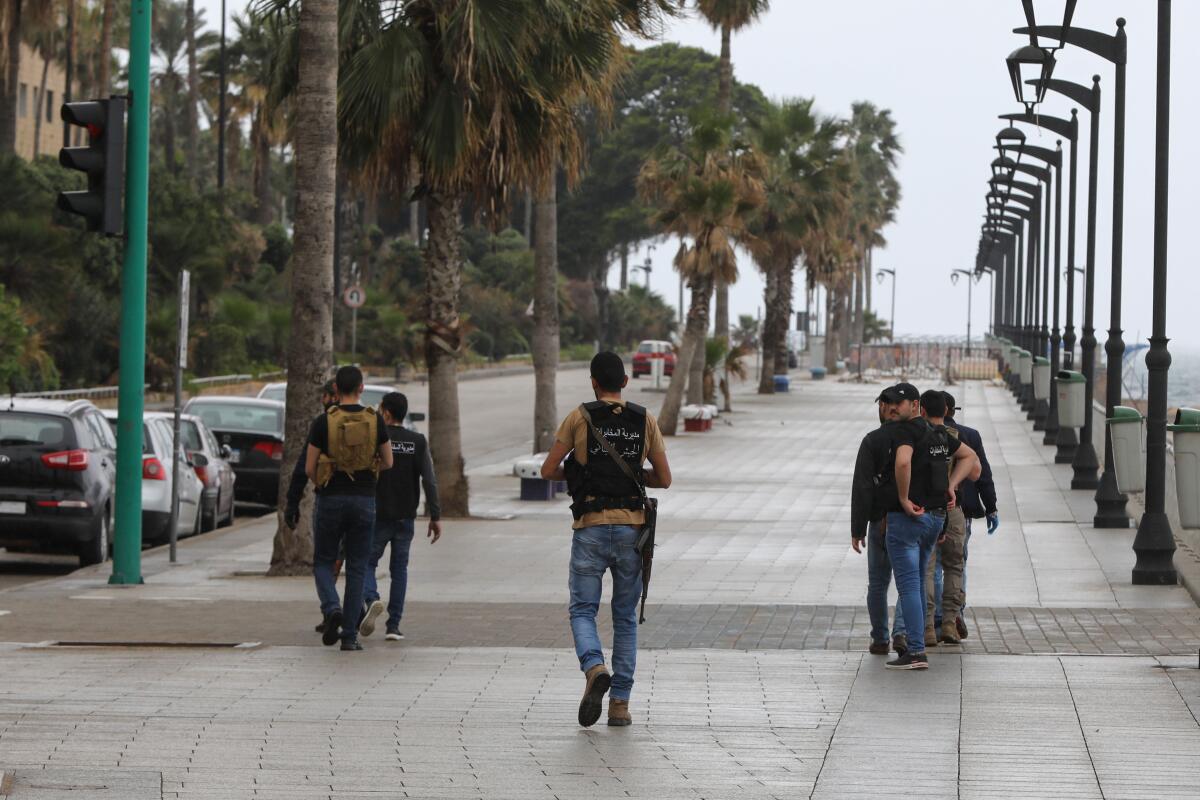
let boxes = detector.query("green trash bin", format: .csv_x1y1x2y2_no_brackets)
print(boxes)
1168,408,1200,528
1056,370,1086,428
1106,406,1145,494
1033,356,1050,400
1017,350,1032,385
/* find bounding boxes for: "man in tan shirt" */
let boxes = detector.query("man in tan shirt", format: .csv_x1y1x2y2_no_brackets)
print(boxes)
541,352,671,729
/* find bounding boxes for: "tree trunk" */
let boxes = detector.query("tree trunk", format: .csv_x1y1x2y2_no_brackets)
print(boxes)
269,0,338,577
824,287,838,371
63,0,75,148
163,101,177,173
424,190,470,517
757,264,779,394
32,51,48,159
98,0,112,96
523,188,532,244
0,0,21,154
864,248,873,318
185,0,199,181
531,177,559,454
660,273,713,436
773,262,794,377
252,104,273,225
408,159,421,242
685,281,708,405
619,243,628,291
710,22,733,345
853,255,865,345
362,189,378,228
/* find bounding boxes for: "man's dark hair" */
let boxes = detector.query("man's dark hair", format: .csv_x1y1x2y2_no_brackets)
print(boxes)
921,389,947,418
335,365,364,397
942,391,957,418
321,379,336,397
380,392,408,422
590,351,626,393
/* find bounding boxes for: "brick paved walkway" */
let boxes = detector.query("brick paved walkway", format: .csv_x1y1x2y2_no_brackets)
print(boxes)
3,375,1200,798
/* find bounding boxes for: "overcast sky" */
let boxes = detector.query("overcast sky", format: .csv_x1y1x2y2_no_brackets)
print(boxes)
196,1,1200,350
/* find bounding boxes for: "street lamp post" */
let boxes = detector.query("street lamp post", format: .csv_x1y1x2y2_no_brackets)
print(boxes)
951,270,975,348
1016,18,1130,525
876,268,896,341
1132,0,1176,585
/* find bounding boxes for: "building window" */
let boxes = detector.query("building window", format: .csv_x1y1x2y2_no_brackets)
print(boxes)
18,83,26,117
45,90,53,123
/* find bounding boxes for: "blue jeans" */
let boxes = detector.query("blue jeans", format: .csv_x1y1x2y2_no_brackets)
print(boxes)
313,494,375,641
364,517,415,630
866,520,905,643
568,525,643,701
885,510,944,654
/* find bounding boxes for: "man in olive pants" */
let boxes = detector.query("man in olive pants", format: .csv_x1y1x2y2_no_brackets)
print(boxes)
919,391,967,646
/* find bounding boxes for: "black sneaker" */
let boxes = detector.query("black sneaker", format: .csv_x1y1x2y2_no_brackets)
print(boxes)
868,641,890,655
340,639,363,652
892,635,908,658
385,627,403,641
885,652,929,670
321,610,343,647
315,619,326,633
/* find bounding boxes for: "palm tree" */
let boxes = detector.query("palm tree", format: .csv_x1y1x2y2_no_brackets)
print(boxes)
745,99,845,393
185,0,198,180
638,117,764,435
98,0,112,95
695,0,770,346
341,0,674,511
268,0,337,576
1,0,52,153
228,11,285,223
151,0,190,173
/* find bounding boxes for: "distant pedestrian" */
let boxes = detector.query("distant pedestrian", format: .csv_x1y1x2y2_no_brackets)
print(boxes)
880,383,979,670
940,391,999,640
306,366,393,651
359,392,442,642
540,352,671,728
850,385,917,657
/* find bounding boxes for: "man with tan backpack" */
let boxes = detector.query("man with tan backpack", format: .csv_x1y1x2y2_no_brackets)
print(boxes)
305,365,393,650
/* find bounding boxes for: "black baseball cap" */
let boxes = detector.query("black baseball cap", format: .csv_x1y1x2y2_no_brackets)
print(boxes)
942,391,961,412
874,382,920,403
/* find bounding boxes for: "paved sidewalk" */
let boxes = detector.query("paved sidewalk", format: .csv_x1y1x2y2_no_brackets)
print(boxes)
2,375,1200,798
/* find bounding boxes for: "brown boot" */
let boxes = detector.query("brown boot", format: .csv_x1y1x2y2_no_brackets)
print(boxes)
578,665,611,728
924,627,939,648
607,698,632,727
939,623,961,645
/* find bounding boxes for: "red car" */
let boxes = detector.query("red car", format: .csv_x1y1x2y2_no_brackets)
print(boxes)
632,340,676,378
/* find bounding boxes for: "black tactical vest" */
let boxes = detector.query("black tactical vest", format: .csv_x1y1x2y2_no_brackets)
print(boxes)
565,400,647,520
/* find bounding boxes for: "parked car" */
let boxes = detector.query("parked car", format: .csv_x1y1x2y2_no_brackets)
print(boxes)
147,412,235,532
632,340,676,378
256,382,425,429
183,397,284,507
102,411,204,545
0,398,116,566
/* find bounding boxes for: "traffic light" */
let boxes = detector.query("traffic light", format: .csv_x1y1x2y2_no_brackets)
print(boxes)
57,97,126,236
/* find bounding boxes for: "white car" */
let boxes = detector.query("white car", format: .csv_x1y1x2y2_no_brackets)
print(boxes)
257,382,424,430
102,411,204,545
147,412,236,532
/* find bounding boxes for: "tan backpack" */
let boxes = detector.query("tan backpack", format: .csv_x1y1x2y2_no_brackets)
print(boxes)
315,405,380,487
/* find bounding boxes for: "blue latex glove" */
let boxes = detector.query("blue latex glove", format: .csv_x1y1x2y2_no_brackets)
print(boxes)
986,512,1000,535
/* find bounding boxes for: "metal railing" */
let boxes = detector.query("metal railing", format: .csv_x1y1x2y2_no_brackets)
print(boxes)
848,339,1001,384
14,384,149,401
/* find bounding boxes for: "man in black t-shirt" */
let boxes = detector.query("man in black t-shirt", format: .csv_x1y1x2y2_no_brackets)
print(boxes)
306,365,393,651
882,383,979,670
359,392,442,642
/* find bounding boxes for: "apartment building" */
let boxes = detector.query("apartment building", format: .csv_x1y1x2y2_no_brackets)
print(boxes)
12,41,80,161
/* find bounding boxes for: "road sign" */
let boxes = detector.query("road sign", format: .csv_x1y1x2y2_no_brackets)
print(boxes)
178,270,190,369
343,285,366,309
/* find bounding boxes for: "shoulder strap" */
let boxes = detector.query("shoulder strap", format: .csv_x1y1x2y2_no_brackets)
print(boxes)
624,402,647,418
578,404,646,502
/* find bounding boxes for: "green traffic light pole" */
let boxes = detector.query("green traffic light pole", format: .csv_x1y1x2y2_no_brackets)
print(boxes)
110,0,152,585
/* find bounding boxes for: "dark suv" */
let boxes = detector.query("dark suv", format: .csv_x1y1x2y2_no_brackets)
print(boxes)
0,398,117,566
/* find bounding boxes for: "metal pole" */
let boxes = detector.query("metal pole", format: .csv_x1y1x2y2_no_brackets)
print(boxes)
217,0,226,189
966,275,972,348
1057,113,1081,464
111,0,152,585
1072,75,1103,491
1132,0,1176,585
1096,21,1132,527
168,270,189,564
351,306,358,361
1044,142,1064,447
889,275,896,342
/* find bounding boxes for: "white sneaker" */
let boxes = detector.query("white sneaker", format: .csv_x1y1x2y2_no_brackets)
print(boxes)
359,600,385,637
385,629,404,641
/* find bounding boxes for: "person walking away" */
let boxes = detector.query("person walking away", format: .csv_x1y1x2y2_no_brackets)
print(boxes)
850,385,915,657
359,392,442,642
280,380,343,634
306,366,393,651
540,352,672,728
917,391,971,646
884,384,979,670
941,391,999,640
